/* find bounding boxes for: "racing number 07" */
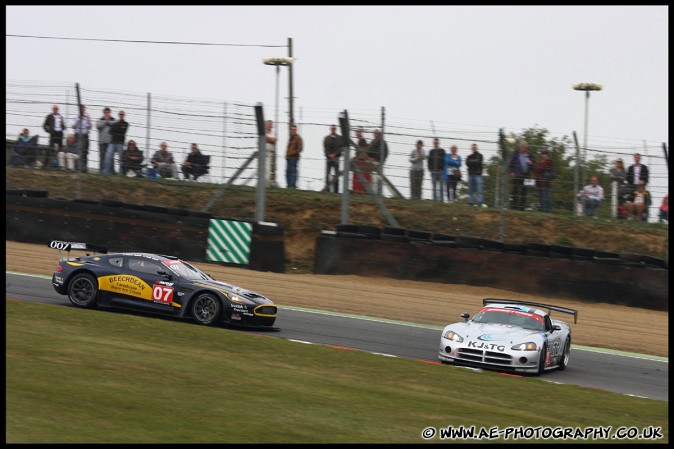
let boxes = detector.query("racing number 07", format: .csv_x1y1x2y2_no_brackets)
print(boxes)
152,285,174,304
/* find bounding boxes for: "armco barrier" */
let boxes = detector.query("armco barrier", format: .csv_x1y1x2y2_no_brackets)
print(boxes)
6,194,285,273
313,232,668,311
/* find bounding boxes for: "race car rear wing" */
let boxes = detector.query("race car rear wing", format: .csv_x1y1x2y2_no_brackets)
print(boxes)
49,240,108,255
483,298,578,324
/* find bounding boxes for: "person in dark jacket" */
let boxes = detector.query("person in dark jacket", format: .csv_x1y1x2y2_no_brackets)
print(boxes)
11,128,39,167
42,104,65,169
626,153,649,187
103,110,129,175
533,149,553,213
465,143,484,207
181,143,209,181
427,138,446,202
323,124,343,193
121,140,145,177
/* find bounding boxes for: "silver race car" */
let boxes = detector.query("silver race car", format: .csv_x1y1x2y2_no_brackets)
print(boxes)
438,299,578,375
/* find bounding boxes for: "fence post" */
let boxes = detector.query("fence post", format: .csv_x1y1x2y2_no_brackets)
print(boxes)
339,110,351,224
254,103,267,222
146,93,151,165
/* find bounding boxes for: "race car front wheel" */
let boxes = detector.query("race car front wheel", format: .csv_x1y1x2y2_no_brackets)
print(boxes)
67,273,99,308
191,293,222,325
558,337,571,371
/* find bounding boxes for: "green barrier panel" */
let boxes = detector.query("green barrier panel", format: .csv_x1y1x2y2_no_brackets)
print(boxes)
206,219,252,265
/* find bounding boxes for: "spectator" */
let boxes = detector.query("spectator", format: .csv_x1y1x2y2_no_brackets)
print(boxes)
151,142,178,179
70,104,92,172
427,137,446,202
96,107,115,173
533,149,553,213
354,127,368,159
57,133,80,171
445,145,462,202
11,128,39,167
624,181,652,221
181,143,209,181
42,104,65,169
659,194,668,223
507,140,534,210
121,140,145,178
323,124,343,193
285,124,303,189
103,110,129,175
408,140,426,200
367,129,388,164
465,143,484,207
626,153,649,187
609,158,630,205
265,120,277,186
577,175,604,217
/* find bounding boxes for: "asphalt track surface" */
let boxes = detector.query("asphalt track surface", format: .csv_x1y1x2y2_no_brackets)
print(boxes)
6,272,668,402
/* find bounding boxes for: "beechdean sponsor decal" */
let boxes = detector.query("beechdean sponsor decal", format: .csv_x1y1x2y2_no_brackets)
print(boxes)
467,341,506,352
49,241,72,251
99,275,152,300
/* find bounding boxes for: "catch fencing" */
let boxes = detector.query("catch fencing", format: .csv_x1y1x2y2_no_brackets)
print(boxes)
6,79,669,225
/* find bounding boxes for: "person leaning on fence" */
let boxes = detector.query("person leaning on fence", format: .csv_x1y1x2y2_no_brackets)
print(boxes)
507,140,534,210
624,180,652,221
151,142,179,179
11,128,39,168
181,143,208,181
121,140,145,177
427,138,446,202
57,133,80,171
408,140,426,200
577,175,604,217
42,104,65,169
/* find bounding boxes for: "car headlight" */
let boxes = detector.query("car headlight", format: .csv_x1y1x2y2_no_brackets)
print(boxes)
511,342,538,351
443,330,464,342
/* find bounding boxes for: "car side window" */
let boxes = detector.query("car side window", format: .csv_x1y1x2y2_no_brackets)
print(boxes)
544,316,553,332
108,257,124,268
129,258,163,275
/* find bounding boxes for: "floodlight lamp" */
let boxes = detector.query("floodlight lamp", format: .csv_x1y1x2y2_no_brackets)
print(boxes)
263,57,294,66
572,82,603,92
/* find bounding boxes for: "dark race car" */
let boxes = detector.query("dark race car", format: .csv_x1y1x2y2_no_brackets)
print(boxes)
49,241,277,328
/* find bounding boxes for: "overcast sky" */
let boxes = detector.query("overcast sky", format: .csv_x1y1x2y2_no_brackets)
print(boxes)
6,5,668,144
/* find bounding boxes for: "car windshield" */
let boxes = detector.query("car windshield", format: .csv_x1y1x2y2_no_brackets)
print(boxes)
473,308,545,331
162,259,212,281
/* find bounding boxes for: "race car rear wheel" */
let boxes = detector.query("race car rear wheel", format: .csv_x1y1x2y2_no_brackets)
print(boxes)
191,293,222,325
535,343,548,376
67,273,99,308
558,337,571,371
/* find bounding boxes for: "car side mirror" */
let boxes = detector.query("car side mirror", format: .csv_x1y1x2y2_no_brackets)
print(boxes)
460,312,470,322
157,270,172,279
552,324,561,332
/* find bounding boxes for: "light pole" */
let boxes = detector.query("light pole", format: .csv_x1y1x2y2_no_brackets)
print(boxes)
263,56,294,187
572,82,603,187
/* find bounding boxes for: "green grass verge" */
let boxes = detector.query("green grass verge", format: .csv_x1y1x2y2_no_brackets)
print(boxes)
6,301,668,444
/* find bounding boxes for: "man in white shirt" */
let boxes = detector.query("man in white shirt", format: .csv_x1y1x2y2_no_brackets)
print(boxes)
70,104,92,172
578,175,604,217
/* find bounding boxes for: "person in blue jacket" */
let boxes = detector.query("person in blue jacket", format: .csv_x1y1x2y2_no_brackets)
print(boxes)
444,145,462,202
507,140,534,210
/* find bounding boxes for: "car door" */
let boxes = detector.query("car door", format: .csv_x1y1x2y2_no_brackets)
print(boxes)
104,256,176,314
544,315,563,362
